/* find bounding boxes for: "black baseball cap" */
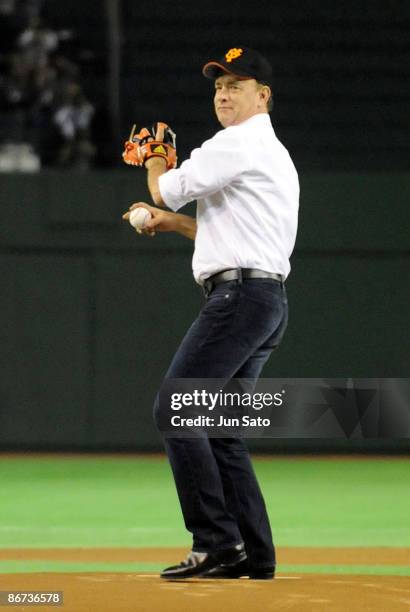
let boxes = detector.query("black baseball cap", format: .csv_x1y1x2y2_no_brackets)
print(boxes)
202,46,272,84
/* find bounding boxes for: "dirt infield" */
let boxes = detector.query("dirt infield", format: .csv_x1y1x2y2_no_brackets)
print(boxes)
1,572,410,611
0,548,409,612
1,546,409,565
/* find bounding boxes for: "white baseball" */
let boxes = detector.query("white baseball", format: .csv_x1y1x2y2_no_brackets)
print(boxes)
129,207,152,233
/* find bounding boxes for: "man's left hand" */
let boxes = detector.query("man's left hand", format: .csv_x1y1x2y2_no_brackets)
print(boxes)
122,122,177,169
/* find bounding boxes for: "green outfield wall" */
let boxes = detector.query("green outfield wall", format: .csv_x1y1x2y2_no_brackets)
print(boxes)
0,172,408,451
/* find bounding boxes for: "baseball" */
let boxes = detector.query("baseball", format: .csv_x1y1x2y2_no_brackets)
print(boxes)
129,207,152,232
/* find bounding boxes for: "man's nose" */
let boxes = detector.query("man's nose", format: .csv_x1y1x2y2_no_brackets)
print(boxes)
216,88,229,100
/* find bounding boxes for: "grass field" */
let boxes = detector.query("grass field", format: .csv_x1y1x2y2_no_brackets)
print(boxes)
0,454,409,575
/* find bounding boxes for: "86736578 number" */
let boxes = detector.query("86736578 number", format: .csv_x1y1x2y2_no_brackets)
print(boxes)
0,591,63,606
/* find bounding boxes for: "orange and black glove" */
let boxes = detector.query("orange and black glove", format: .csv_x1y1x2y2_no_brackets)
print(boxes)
122,122,177,169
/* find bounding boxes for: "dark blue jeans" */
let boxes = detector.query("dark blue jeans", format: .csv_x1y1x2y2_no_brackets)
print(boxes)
153,278,288,568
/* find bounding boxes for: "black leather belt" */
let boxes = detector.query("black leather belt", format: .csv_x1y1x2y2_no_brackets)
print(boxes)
203,268,284,296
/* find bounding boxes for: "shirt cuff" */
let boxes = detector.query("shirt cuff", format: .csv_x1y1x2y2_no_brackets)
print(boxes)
158,170,188,212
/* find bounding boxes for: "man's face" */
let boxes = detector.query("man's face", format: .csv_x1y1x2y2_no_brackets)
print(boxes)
214,74,269,127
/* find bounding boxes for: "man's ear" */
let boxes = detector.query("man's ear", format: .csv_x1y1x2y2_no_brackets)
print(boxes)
261,85,271,105
257,83,271,108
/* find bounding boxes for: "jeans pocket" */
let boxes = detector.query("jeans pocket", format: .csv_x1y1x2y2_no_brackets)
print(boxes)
206,283,237,310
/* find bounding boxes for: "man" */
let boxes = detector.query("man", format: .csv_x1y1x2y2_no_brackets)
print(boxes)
123,47,299,579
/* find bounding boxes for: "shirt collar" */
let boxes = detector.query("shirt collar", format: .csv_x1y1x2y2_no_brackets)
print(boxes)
236,112,271,128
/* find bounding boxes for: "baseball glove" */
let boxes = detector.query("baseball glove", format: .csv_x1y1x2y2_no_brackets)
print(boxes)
122,122,177,169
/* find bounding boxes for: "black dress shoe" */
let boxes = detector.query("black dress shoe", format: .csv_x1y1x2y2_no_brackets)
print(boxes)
201,557,275,580
160,543,246,579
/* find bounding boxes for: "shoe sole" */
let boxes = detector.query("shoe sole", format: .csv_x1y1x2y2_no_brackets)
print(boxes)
201,570,275,580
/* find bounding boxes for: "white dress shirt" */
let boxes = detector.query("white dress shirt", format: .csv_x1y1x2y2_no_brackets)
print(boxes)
158,113,299,285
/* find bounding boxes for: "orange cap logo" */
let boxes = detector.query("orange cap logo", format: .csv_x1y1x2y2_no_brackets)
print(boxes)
225,48,243,63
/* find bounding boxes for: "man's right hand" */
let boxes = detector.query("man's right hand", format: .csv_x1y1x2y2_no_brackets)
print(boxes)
122,202,176,236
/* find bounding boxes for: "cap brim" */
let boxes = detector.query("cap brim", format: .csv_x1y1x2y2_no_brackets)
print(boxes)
202,61,233,79
202,61,251,80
